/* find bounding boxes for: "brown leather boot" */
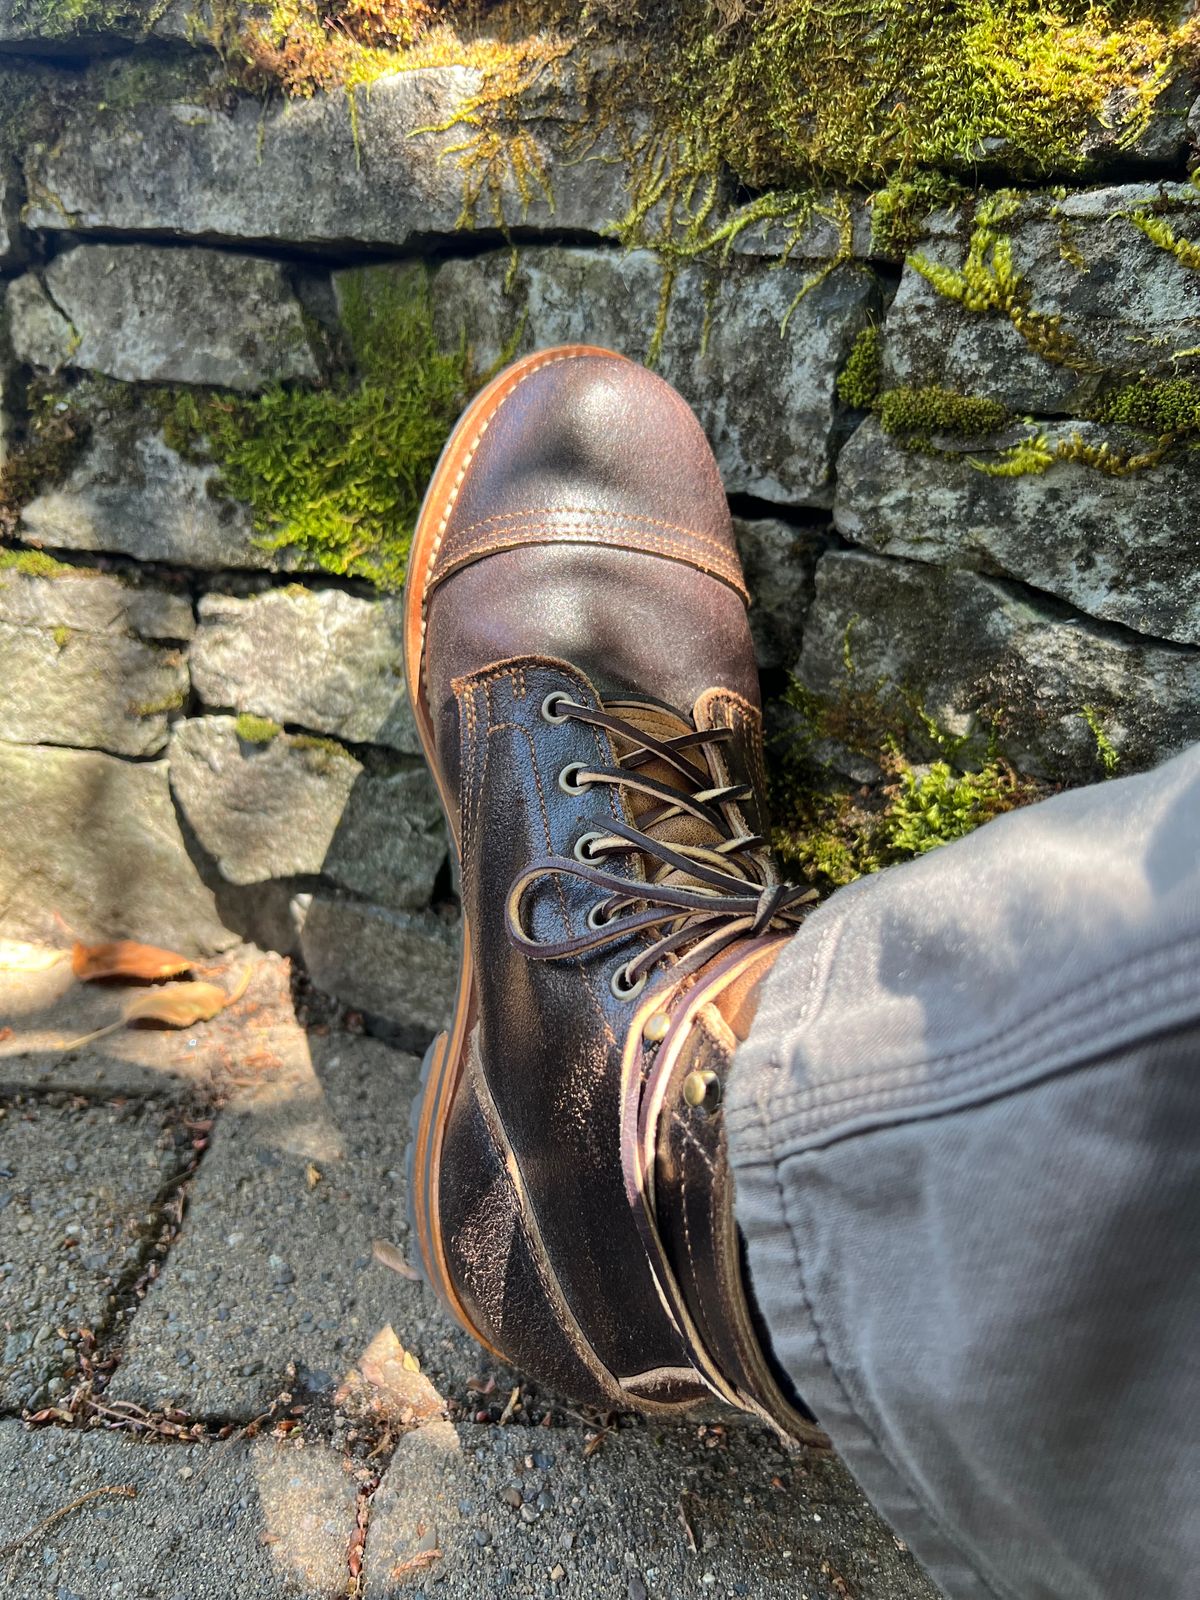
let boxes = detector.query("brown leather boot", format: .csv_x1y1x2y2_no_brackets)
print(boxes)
403,346,826,1445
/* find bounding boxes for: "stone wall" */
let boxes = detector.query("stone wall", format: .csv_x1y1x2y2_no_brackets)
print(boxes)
2,22,1199,1041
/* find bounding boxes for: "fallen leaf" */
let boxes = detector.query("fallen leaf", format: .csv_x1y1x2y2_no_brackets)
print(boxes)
390,1549,442,1578
336,1326,444,1424
306,1163,323,1190
372,1239,419,1280
61,969,253,1051
71,940,192,983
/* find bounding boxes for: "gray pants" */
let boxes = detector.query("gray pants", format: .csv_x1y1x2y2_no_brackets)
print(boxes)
729,744,1200,1600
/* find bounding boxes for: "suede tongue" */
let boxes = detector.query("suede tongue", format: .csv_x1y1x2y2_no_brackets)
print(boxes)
602,701,729,879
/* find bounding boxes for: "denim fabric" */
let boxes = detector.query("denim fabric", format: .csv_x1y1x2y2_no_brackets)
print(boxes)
729,745,1200,1600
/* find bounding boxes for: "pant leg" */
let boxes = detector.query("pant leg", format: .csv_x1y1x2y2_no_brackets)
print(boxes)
729,744,1200,1600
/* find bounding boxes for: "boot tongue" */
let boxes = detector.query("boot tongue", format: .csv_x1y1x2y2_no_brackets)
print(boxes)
601,699,732,890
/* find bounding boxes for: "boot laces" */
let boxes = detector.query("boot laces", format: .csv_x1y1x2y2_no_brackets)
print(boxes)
504,693,816,999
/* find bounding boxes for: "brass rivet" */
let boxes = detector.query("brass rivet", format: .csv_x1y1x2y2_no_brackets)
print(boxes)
683,1069,721,1111
643,1012,671,1045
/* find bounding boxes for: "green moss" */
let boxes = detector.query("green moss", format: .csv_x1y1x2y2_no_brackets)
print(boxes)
10,0,163,40
0,548,79,579
290,731,357,773
234,713,283,744
884,760,1016,856
837,327,883,410
132,686,187,717
51,623,71,650
1082,706,1121,777
1128,210,1200,272
973,428,1169,477
161,267,470,591
1092,376,1200,437
879,385,1013,440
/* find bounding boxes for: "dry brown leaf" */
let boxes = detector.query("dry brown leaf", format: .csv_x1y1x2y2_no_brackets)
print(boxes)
390,1549,442,1578
71,940,192,983
62,968,252,1051
335,1326,444,1424
371,1238,419,1280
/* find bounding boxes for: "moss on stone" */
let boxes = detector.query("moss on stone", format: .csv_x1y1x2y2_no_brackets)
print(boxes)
1128,210,1200,272
51,623,71,649
0,388,90,540
836,326,882,410
769,670,1039,893
234,712,283,744
133,686,187,716
160,266,470,591
1082,705,1121,776
1092,375,1200,437
0,548,80,579
879,385,1013,440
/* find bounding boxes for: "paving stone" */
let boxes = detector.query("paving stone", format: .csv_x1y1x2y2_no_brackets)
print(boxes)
796,550,1200,784
0,742,235,957
0,1098,182,1411
733,516,823,671
884,183,1200,413
9,245,320,391
0,567,190,757
411,246,877,505
0,1420,357,1599
0,944,302,1102
24,62,635,249
109,1036,484,1417
170,717,363,886
298,898,459,1048
191,588,418,752
366,1420,938,1600
20,429,268,581
836,417,1200,648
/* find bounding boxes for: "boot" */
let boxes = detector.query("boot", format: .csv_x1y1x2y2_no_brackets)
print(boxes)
403,345,826,1446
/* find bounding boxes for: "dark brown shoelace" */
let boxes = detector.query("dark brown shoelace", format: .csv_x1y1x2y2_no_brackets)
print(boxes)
505,693,817,999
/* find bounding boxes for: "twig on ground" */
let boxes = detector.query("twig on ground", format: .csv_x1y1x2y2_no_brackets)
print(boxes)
0,1486,136,1559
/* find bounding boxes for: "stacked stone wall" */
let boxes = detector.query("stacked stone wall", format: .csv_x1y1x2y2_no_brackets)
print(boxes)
1,24,1198,1040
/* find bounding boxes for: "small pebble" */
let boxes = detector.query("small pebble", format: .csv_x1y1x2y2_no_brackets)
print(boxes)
501,1487,522,1509
628,1578,648,1600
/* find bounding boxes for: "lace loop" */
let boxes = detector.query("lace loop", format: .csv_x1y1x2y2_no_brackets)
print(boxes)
505,697,816,988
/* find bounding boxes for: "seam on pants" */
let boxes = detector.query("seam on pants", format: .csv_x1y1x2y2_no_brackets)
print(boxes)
769,1154,1015,1600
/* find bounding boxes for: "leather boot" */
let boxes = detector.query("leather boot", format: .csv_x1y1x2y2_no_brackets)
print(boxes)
403,346,826,1446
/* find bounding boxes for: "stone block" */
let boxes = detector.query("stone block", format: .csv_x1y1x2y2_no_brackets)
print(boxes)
9,245,320,390
109,1037,484,1416
0,1099,183,1411
24,65,634,249
190,587,418,751
733,515,823,670
20,409,265,571
410,247,877,505
0,567,190,756
836,418,1200,648
795,551,1200,783
366,1420,939,1600
0,741,235,955
0,1421,357,1598
885,184,1200,412
298,898,458,1047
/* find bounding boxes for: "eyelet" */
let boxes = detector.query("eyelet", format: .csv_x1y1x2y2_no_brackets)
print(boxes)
586,902,614,931
573,830,606,863
558,762,590,796
541,692,571,724
610,963,648,1001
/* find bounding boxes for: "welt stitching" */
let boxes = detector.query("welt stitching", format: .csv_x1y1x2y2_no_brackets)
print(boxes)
449,505,739,555
769,1157,1013,1600
760,935,1200,1123
436,525,746,585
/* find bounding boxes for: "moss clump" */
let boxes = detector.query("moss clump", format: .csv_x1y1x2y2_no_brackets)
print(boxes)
162,267,470,591
1129,211,1200,272
9,0,159,40
51,623,71,650
769,666,1040,894
235,713,283,744
0,548,79,579
879,385,1013,440
132,686,188,716
974,427,1169,477
837,327,883,410
1092,376,1200,438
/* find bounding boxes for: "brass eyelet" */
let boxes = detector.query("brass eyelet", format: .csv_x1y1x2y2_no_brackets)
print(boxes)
610,963,648,1001
574,831,606,863
558,762,590,796
541,692,571,724
683,1068,722,1112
